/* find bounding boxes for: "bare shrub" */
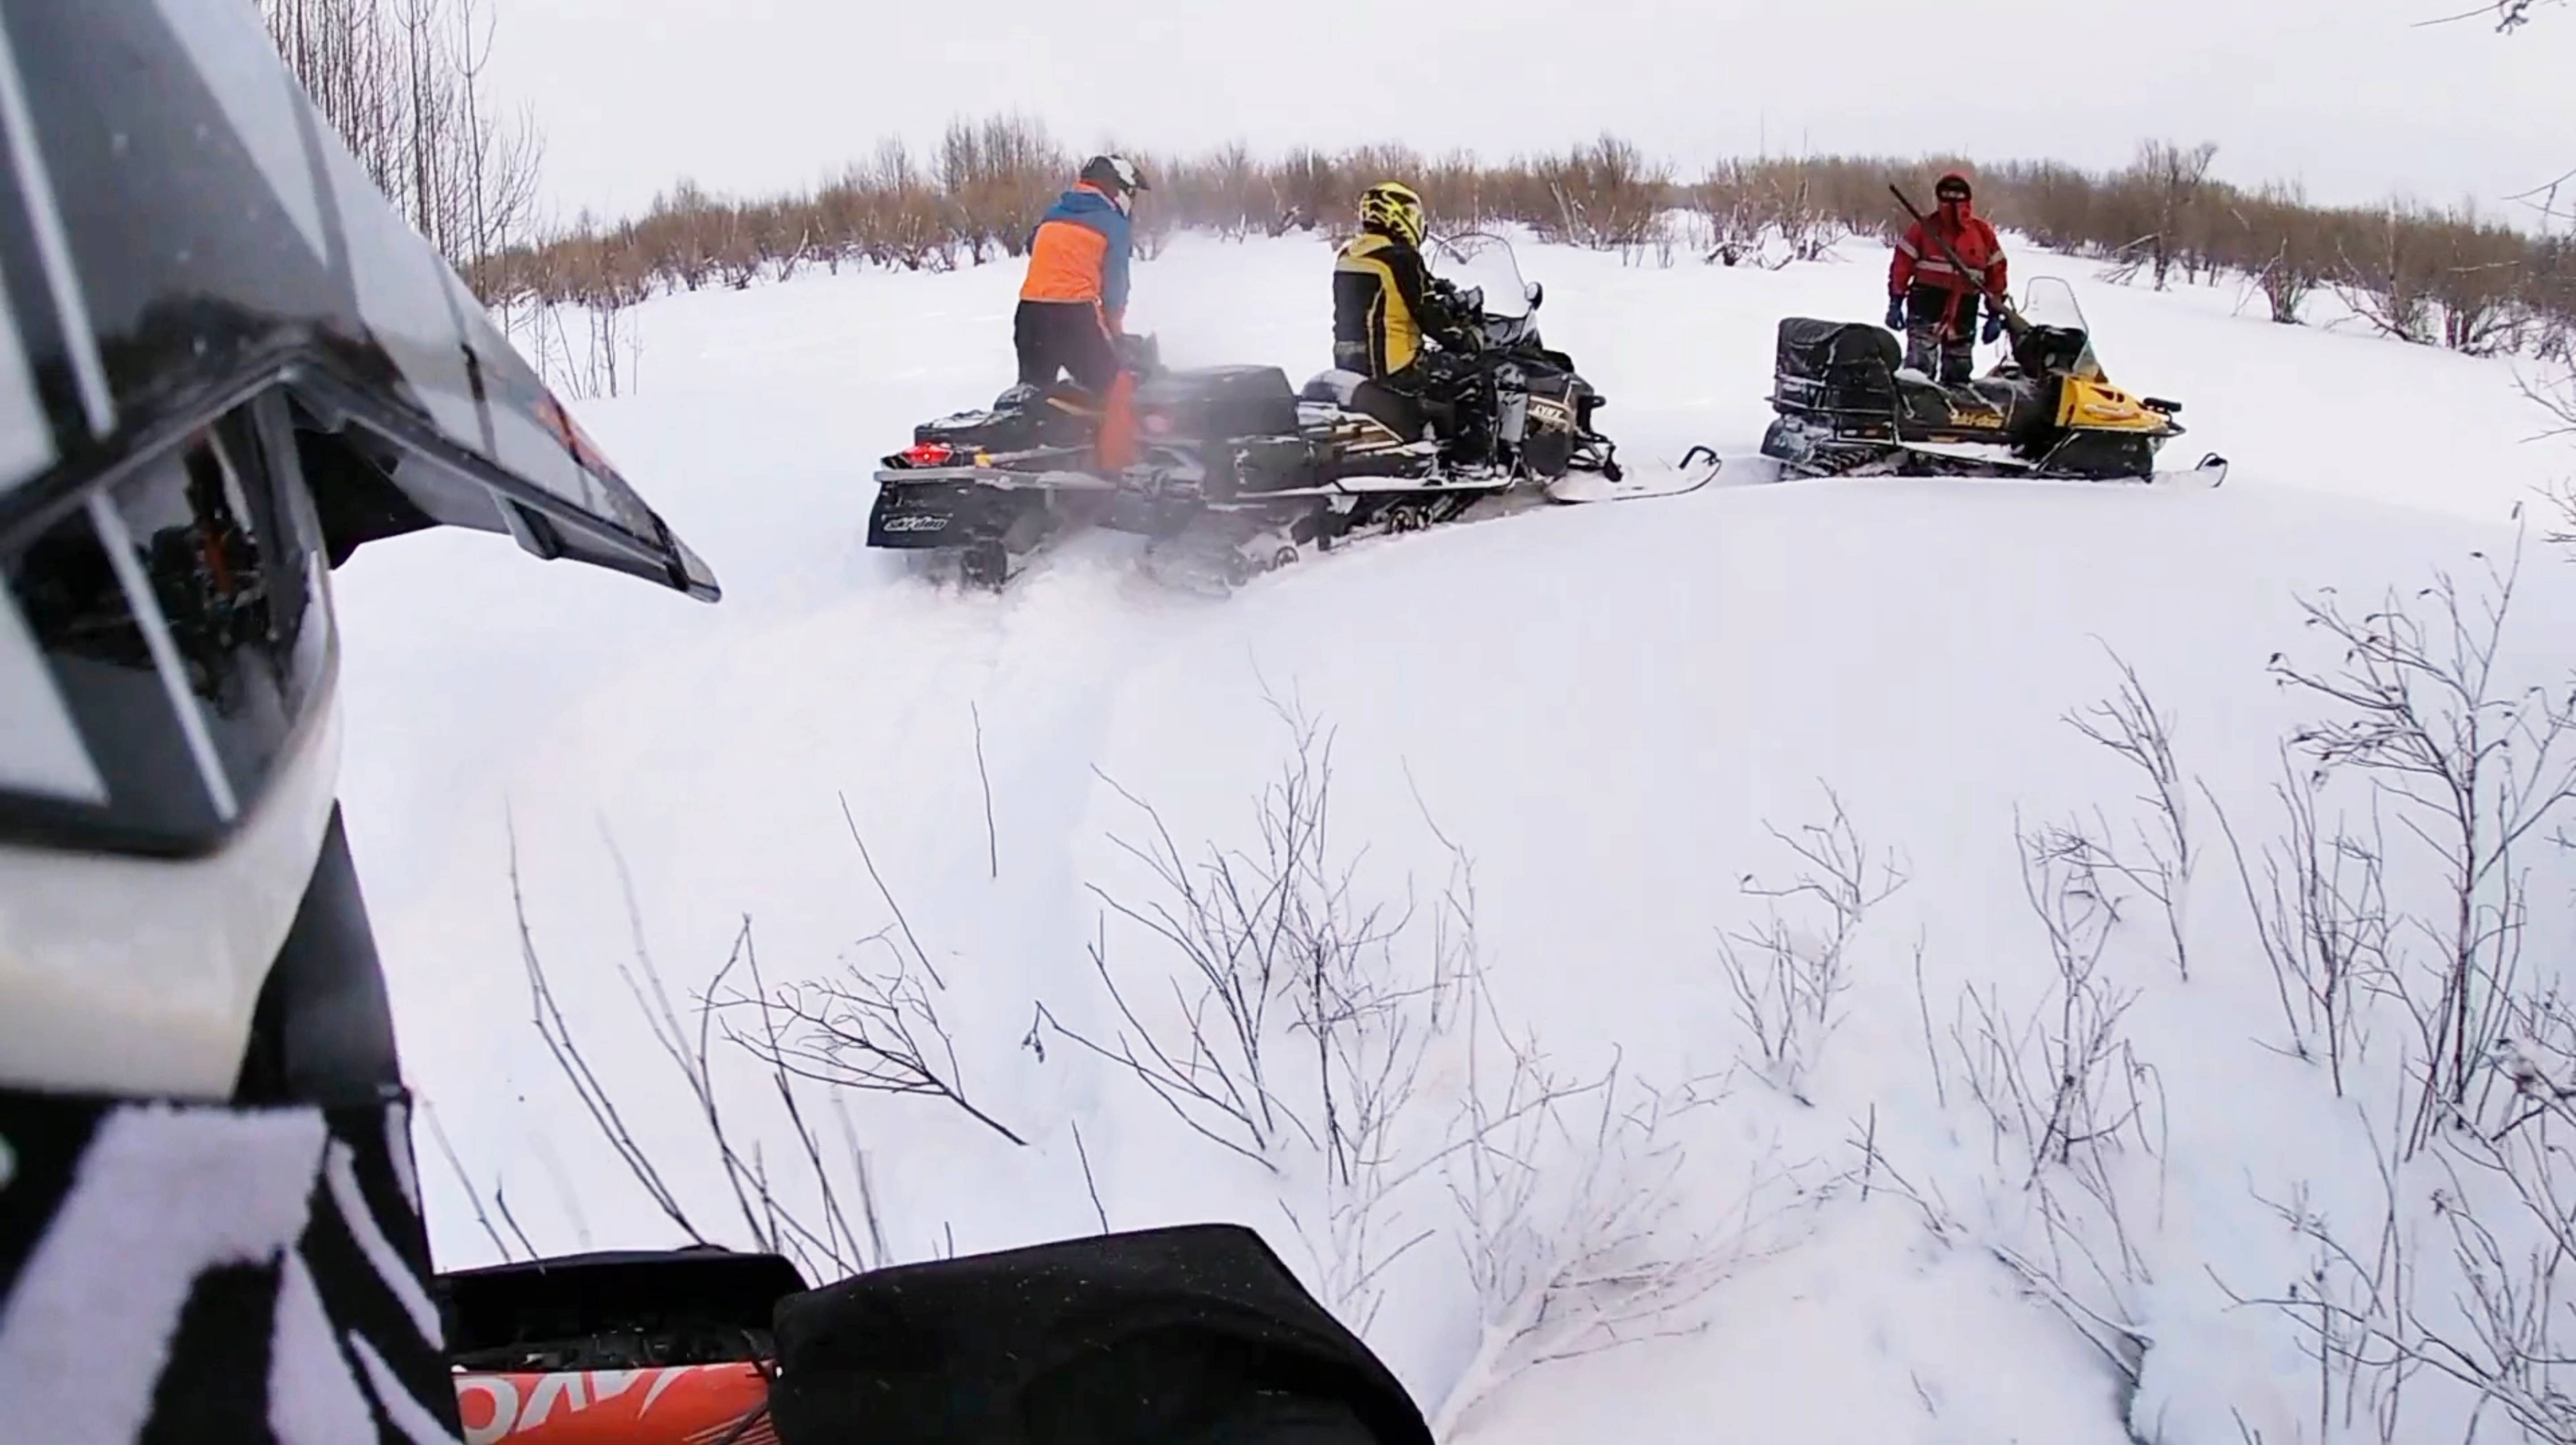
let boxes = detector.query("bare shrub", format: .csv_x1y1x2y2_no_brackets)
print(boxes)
473,123,2576,380
2226,185,2335,324
1533,135,1673,257
2065,648,2197,979
2427,205,2529,355
503,822,877,1282
1432,1055,1826,1438
1029,709,1391,1168
2335,207,2442,344
2210,753,2393,1094
1716,791,1909,1102
1933,809,2169,1385
2267,545,2576,1145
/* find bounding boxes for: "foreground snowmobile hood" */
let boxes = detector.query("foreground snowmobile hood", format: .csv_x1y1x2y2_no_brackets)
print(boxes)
0,0,716,602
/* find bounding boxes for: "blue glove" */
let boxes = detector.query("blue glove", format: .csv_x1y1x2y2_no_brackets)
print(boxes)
1885,297,1907,331
1980,309,2005,344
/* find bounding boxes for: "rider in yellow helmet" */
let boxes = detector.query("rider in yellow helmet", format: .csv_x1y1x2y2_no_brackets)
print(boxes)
1334,182,1465,378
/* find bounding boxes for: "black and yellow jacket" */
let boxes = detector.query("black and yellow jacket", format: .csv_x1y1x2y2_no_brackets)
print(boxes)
1334,229,1440,376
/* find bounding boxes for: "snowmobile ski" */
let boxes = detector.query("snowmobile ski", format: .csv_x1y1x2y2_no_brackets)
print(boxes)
1545,446,1722,503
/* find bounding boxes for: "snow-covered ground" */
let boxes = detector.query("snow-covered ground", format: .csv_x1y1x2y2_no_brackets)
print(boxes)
333,232,2576,1442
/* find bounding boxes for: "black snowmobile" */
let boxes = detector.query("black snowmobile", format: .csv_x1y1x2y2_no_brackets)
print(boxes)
869,236,1718,593
1758,277,2226,485
436,1226,1434,1445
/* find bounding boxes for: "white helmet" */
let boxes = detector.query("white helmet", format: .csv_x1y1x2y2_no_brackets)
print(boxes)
0,2,714,1437
1080,153,1150,215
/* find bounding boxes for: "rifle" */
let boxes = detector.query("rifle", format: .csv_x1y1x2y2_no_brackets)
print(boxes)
1889,183,2028,342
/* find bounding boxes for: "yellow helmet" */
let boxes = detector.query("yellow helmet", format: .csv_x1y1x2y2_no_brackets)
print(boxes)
1358,181,1427,247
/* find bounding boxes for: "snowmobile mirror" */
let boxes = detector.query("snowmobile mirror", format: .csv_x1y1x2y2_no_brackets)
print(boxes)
1525,281,1544,308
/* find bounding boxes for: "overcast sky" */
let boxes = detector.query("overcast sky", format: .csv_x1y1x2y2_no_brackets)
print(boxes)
484,0,2573,227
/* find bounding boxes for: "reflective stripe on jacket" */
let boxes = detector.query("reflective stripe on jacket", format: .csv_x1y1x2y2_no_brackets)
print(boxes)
1890,212,2007,300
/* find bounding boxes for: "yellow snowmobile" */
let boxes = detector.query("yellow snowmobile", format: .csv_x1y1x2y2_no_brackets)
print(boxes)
1759,275,2221,483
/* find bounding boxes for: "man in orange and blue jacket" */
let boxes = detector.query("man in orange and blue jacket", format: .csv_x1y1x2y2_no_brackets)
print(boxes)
1017,155,1148,395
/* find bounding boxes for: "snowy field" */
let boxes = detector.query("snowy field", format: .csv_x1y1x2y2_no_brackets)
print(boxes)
332,233,2576,1442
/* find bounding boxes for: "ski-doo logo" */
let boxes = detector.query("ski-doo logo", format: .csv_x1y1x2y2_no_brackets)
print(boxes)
884,514,950,534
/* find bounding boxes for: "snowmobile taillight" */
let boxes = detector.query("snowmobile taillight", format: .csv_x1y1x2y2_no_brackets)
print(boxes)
901,442,955,467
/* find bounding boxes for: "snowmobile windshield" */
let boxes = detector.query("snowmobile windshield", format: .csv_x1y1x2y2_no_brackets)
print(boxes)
0,0,717,607
2017,278,2105,379
1430,234,1533,321
2022,278,2088,333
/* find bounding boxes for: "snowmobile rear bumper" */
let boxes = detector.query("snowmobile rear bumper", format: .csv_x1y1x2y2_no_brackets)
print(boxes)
866,468,1108,552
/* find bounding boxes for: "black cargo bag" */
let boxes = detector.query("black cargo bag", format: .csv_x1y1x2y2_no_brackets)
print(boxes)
1773,318,1902,416
1135,366,1301,442
768,1224,1433,1445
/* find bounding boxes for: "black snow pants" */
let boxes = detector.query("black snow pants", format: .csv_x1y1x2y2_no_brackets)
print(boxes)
1014,300,1120,394
1904,283,1983,385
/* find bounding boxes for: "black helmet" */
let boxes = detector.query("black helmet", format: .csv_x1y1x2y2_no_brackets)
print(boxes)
1080,153,1150,212
0,3,713,1437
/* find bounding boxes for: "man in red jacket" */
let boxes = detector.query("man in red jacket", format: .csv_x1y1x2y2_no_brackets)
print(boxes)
1887,171,2008,385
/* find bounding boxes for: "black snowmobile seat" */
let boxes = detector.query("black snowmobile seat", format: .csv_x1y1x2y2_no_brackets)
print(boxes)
1772,318,1904,420
1136,365,1300,441
767,1224,1433,1445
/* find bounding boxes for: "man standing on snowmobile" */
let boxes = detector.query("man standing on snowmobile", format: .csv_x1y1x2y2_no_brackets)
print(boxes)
1888,171,2009,386
1017,154,1148,394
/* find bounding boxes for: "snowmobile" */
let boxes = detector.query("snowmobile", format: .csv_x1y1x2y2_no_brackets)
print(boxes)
868,235,1719,592
1758,277,2227,485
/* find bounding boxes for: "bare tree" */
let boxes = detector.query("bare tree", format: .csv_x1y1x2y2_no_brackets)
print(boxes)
2133,140,2220,291
262,0,542,278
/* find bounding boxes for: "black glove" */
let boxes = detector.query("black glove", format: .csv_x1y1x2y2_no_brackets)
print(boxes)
1980,309,2006,344
1885,297,1907,331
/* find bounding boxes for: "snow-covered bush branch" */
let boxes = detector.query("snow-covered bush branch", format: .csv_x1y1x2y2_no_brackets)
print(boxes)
729,800,1025,1147
1432,1054,1825,1438
1716,787,1909,1103
1034,703,1404,1168
2267,547,2576,1145
2210,752,2394,1093
1921,809,2169,1384
2067,646,2197,978
501,825,881,1282
2220,542,2576,1442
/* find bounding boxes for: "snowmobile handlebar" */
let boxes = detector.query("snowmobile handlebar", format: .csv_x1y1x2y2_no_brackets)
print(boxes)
1889,184,2030,343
